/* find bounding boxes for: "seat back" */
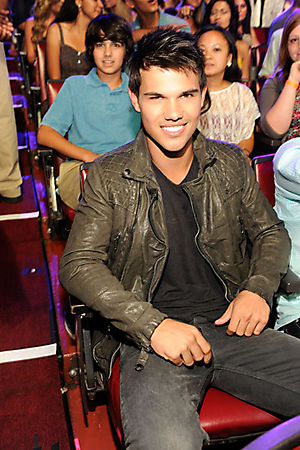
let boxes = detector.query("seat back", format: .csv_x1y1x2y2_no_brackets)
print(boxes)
252,154,275,207
80,162,92,197
36,40,47,104
47,79,64,107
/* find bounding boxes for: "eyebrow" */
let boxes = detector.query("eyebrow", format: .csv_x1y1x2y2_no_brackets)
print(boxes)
143,88,200,97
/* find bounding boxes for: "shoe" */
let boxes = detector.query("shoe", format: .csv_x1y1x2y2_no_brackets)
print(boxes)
0,194,23,203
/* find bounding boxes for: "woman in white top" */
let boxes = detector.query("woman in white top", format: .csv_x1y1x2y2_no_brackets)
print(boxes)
198,25,260,160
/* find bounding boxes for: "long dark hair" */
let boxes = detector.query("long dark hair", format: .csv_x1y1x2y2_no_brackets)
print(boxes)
198,24,241,82
203,0,239,40
237,0,251,36
54,0,79,23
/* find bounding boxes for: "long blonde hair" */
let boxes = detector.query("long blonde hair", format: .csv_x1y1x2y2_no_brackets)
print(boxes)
31,0,55,43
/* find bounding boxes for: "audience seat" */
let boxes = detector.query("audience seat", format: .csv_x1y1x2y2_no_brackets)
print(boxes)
38,79,76,234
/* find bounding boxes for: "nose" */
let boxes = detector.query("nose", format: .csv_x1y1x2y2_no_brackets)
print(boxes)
97,0,103,9
104,42,112,56
163,98,183,121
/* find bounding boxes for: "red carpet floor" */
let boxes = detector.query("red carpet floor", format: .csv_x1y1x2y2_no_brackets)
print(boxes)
0,170,70,449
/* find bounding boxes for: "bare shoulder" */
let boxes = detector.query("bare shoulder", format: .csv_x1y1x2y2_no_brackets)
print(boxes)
236,39,249,55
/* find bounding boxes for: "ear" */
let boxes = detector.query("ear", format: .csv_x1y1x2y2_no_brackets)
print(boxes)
128,88,141,113
227,53,233,67
200,86,207,108
125,0,135,10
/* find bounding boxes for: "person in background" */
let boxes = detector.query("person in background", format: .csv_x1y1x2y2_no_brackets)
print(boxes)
268,0,300,44
198,25,259,160
202,0,250,80
46,0,102,80
176,0,206,33
38,14,141,210
103,0,134,23
273,138,300,338
234,0,259,46
9,0,34,52
260,9,300,143
0,7,22,202
24,0,64,66
259,27,283,78
125,0,190,43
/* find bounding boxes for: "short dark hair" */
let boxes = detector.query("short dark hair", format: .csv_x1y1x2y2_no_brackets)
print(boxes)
85,14,134,68
128,28,210,114
198,25,241,82
203,0,239,39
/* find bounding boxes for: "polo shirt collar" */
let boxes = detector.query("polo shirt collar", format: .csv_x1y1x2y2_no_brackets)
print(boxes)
85,67,128,91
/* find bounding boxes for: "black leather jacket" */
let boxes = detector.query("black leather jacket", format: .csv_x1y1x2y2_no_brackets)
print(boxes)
59,129,290,372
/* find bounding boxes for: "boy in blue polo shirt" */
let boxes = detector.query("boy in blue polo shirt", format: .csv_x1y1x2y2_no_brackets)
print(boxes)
37,13,141,210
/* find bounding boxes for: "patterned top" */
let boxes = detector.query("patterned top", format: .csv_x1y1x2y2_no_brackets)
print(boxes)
57,23,93,81
285,87,300,142
198,82,260,145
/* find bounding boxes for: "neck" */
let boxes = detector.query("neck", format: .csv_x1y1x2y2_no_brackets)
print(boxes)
96,69,123,90
73,11,91,32
206,73,229,92
148,137,194,185
138,10,160,29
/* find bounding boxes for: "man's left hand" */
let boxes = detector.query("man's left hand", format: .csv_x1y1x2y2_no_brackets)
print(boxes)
215,290,270,337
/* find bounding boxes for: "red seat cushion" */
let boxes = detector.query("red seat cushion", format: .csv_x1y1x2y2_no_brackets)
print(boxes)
107,357,281,447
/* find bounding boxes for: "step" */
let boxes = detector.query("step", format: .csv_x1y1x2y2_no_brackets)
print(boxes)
6,56,19,73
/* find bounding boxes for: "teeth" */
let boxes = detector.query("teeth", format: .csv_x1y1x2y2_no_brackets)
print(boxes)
162,125,184,132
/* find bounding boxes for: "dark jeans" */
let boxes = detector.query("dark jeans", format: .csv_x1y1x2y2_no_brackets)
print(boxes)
120,317,300,450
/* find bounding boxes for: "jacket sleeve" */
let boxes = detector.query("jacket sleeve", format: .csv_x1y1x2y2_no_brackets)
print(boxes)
238,152,291,305
59,160,167,351
259,75,286,140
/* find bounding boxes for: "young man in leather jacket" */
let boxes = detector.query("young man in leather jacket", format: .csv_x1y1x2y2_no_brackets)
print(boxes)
59,28,300,449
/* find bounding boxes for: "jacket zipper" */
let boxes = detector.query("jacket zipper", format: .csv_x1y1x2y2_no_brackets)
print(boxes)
147,188,167,303
183,186,230,303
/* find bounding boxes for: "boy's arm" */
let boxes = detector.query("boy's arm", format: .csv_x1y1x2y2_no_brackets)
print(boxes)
37,125,98,162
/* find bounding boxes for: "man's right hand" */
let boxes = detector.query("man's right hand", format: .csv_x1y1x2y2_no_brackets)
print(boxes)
150,318,212,367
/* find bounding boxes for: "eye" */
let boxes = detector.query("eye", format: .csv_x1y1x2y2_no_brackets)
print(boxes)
113,42,123,48
289,38,298,44
95,42,104,48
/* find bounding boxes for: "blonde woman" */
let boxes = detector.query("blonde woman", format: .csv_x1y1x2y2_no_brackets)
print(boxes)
24,0,64,65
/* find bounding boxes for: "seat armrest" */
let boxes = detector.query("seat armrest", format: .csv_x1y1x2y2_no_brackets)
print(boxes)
280,269,300,295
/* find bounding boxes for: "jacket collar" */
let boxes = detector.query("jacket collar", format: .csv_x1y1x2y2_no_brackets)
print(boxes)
122,128,216,182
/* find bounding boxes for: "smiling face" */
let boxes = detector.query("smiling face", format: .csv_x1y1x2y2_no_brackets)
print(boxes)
198,29,232,79
129,67,206,158
210,1,231,30
93,39,126,81
234,0,247,22
288,23,300,62
80,0,103,20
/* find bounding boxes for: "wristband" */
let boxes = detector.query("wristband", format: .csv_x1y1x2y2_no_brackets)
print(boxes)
285,79,299,89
